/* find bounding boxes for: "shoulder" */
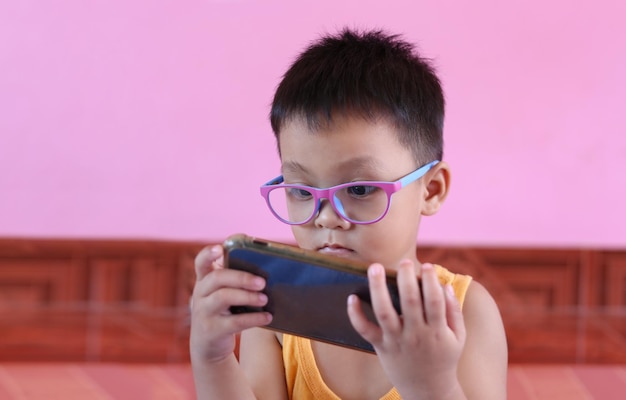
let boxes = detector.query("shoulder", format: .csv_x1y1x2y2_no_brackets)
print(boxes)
462,280,507,345
458,280,508,399
464,280,500,315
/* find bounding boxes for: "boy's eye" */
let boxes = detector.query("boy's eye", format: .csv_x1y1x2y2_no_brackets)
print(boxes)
346,185,379,197
286,187,313,200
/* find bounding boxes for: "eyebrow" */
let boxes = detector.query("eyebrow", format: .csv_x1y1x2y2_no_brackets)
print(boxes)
281,157,383,175
281,161,308,174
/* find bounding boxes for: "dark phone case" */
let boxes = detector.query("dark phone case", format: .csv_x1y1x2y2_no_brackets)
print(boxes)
223,234,401,353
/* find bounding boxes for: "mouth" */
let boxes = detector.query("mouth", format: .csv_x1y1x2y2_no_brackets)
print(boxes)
317,244,355,257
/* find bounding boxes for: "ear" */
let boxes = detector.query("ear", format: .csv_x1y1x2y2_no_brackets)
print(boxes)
421,161,451,216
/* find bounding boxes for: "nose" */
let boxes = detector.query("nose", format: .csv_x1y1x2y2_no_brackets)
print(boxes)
314,199,351,229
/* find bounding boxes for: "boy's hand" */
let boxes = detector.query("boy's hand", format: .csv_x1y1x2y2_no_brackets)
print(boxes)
347,260,466,398
189,245,273,364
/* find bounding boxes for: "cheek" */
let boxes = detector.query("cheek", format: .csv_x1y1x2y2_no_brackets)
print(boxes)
357,219,420,261
290,226,313,249
387,189,422,221
364,198,422,263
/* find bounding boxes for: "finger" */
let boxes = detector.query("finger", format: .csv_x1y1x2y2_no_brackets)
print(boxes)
445,284,466,342
420,263,446,326
212,312,272,334
196,286,269,316
368,263,401,333
193,294,273,337
347,294,383,344
195,245,223,281
226,312,274,333
193,268,266,299
396,259,424,331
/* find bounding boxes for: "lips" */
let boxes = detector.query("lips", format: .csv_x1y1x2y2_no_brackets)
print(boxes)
318,244,354,256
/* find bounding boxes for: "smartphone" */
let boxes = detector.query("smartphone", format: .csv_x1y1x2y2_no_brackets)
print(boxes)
223,233,401,353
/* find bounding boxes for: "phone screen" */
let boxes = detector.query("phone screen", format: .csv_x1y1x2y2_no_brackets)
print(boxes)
227,247,400,353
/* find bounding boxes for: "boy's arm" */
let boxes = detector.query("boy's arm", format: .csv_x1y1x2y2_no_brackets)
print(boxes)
191,353,257,399
190,245,279,399
457,281,508,399
239,328,289,400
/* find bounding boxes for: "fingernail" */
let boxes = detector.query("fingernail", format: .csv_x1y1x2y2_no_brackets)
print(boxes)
252,276,265,289
347,294,356,305
445,284,455,298
210,245,221,256
369,264,384,277
421,262,433,271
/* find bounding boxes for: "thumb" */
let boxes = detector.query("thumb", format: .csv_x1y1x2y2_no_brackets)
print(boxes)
194,245,223,282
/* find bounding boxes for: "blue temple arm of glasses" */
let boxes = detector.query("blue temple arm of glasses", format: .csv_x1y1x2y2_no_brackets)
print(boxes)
263,175,285,186
397,160,439,187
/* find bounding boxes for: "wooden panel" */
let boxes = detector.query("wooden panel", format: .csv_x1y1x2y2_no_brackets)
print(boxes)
604,253,626,307
0,238,202,362
0,237,624,363
418,246,626,363
0,259,86,305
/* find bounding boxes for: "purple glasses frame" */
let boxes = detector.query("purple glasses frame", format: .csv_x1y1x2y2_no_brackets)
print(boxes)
259,160,439,225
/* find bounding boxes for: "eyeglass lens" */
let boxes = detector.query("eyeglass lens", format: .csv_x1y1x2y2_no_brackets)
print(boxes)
266,185,389,224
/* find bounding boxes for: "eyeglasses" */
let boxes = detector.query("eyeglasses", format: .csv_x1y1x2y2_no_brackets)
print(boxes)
260,160,439,225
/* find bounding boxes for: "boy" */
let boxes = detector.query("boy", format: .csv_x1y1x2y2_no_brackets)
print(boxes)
190,29,508,399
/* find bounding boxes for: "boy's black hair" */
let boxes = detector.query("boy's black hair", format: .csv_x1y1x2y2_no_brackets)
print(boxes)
270,28,445,164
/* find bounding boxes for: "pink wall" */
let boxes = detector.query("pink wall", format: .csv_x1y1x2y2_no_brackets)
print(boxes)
1,1,625,247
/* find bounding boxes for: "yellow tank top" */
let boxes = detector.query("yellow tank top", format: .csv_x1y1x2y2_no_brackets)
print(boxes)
282,264,472,400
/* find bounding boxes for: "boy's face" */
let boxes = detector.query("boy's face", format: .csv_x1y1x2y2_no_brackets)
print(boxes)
277,115,436,270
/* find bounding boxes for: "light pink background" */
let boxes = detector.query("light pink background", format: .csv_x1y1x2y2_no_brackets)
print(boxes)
1,1,625,247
